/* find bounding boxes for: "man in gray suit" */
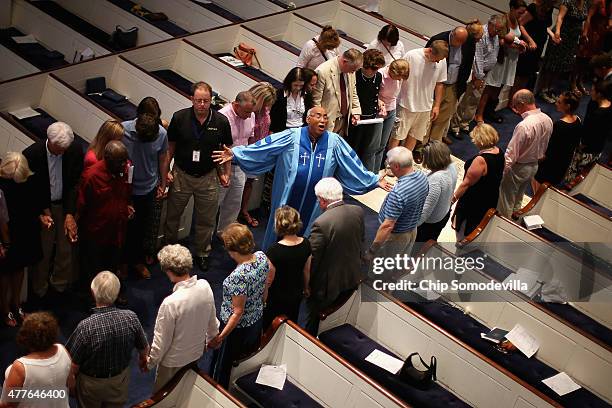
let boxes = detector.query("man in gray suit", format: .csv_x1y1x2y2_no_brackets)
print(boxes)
304,177,365,335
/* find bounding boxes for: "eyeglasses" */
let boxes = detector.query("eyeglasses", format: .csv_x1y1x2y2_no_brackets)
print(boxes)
193,99,210,105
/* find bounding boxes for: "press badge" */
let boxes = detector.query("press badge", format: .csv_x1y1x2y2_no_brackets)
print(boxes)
127,164,134,184
192,150,201,162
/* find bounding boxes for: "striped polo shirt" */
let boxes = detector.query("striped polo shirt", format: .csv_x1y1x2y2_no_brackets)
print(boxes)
379,170,429,233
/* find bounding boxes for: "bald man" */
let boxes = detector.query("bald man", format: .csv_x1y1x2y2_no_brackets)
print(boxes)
425,25,481,145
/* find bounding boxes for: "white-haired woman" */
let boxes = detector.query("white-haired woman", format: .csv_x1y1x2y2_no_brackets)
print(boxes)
0,152,43,327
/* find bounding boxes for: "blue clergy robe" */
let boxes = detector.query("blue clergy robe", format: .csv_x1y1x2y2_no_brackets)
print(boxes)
232,126,379,250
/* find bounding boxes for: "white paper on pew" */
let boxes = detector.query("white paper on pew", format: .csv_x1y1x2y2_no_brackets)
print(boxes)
219,55,245,67
9,107,40,120
193,0,212,3
523,214,544,230
12,34,38,44
503,267,541,298
356,118,384,126
365,349,404,374
255,364,287,390
505,324,539,358
542,372,581,396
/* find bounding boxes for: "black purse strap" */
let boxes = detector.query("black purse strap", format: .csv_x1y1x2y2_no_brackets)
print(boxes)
430,356,437,381
312,37,329,61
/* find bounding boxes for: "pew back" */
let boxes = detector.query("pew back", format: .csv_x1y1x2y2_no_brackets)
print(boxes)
134,0,231,33
569,163,612,211
0,45,39,82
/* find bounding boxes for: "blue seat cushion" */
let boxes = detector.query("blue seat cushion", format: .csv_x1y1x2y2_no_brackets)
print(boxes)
15,108,88,153
195,2,243,22
151,69,193,96
235,370,322,408
88,89,137,121
106,0,189,37
531,227,612,277
0,27,68,70
573,194,612,218
405,299,610,407
274,40,301,55
318,324,470,408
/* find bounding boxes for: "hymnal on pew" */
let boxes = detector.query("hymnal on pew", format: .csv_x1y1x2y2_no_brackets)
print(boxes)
480,327,508,344
12,34,38,44
220,55,245,67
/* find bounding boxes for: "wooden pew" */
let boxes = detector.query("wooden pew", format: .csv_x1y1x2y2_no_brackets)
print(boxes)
133,366,246,408
565,163,612,216
229,317,410,407
201,0,285,20
0,73,115,144
319,284,564,407
186,24,295,87
341,0,457,38
346,0,503,29
296,0,427,51
126,0,231,33
49,0,172,47
457,211,612,331
514,183,612,265
407,241,612,402
121,38,256,103
10,0,110,62
0,45,39,82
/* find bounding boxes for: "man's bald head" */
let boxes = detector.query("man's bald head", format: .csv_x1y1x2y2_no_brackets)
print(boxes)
104,140,129,176
306,106,329,139
451,27,468,47
512,89,536,114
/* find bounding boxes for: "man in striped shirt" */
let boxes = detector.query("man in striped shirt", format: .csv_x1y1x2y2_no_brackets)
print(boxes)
450,14,505,138
365,147,428,265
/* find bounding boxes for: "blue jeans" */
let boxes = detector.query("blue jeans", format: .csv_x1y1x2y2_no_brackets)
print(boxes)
374,110,396,171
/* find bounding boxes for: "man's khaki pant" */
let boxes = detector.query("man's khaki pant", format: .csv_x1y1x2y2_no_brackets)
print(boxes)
427,84,458,142
497,162,539,218
152,364,185,394
165,167,219,257
76,367,129,408
450,81,483,133
30,203,74,297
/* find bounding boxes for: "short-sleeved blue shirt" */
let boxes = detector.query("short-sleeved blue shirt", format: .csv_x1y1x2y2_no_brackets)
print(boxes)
220,251,269,327
379,170,429,232
121,119,168,196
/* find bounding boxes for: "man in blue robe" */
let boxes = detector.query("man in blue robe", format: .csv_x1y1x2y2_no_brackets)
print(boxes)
213,106,391,249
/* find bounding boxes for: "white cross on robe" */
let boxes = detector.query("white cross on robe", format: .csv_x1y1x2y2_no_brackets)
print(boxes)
300,152,310,165
316,153,325,168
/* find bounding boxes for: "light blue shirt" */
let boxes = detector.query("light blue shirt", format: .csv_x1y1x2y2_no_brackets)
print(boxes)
46,140,63,202
379,170,429,233
445,33,462,85
121,119,168,196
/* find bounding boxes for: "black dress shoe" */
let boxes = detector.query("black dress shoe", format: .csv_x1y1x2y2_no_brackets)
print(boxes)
196,256,209,271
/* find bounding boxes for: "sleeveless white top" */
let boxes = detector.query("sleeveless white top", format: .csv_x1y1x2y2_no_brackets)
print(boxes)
1,344,71,408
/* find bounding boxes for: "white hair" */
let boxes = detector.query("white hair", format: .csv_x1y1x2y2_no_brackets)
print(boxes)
47,122,74,149
314,177,343,201
387,146,413,168
158,244,193,276
91,271,120,305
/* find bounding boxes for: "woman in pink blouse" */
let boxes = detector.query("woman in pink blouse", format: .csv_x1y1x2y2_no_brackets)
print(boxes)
240,82,277,228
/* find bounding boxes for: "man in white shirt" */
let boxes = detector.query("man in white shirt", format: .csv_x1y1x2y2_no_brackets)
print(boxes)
147,244,219,392
389,41,448,152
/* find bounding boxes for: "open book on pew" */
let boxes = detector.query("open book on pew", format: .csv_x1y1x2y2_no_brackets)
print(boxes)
220,55,245,67
480,327,509,344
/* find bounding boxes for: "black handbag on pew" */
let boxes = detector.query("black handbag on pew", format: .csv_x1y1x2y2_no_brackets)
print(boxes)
398,352,437,390
110,25,138,50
